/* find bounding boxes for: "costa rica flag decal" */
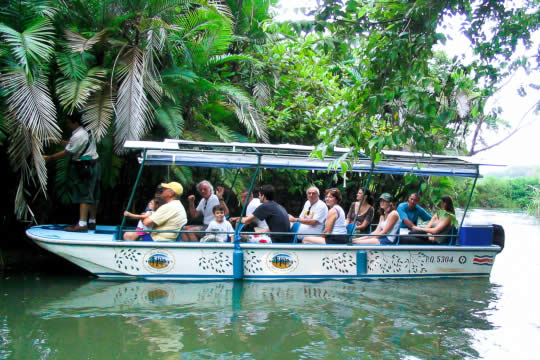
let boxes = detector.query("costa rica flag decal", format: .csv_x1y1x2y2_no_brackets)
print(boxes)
473,255,494,266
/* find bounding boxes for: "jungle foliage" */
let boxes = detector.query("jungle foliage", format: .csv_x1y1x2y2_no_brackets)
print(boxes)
0,0,539,225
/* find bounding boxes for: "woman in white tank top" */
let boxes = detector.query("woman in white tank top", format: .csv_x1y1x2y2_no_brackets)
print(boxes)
303,188,349,244
352,193,401,245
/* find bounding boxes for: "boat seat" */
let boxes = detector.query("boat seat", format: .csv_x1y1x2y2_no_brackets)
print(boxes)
346,223,357,243
291,221,301,243
175,224,186,241
448,226,458,246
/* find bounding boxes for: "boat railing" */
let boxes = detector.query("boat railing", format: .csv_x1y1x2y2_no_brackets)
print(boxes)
114,227,459,245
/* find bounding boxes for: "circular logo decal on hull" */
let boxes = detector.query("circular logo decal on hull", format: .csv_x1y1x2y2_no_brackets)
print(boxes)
143,249,175,273
266,252,298,273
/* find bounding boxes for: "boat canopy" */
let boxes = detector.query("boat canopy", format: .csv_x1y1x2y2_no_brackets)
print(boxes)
124,139,481,178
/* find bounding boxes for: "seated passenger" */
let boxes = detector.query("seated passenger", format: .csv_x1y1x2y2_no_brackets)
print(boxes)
346,188,375,234
397,192,432,232
303,188,348,244
400,195,456,245
352,193,401,245
183,180,229,241
239,185,292,243
141,182,187,241
123,197,165,240
288,186,328,240
201,205,234,242
229,188,268,231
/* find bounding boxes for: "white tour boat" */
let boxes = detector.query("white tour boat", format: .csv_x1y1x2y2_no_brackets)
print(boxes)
26,140,504,280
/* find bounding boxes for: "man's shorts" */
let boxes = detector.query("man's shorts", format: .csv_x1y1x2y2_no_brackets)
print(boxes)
72,162,101,204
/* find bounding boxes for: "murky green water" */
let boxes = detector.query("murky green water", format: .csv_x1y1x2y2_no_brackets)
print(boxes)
1,210,539,359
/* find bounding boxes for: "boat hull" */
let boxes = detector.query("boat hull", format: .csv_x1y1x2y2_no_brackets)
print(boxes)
27,225,500,280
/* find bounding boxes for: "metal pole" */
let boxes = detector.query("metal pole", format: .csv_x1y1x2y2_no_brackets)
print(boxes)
233,149,261,280
117,149,147,239
225,168,241,204
349,161,374,243
459,174,478,230
235,150,262,241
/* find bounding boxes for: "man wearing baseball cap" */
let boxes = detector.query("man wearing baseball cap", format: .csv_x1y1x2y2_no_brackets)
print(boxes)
142,182,187,241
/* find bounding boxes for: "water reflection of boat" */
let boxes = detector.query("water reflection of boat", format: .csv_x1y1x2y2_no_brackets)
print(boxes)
14,277,499,359
26,140,503,280
32,278,496,321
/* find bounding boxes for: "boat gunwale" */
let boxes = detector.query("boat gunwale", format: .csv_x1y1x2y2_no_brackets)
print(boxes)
26,231,501,252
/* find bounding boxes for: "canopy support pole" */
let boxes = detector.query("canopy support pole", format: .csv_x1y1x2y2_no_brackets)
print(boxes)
225,168,241,205
349,161,374,243
117,149,147,240
233,149,261,280
459,174,479,232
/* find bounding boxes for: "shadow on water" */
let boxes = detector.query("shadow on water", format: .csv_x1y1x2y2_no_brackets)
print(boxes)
1,276,499,359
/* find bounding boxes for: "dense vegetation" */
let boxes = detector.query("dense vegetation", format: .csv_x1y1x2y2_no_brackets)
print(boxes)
0,0,539,239
467,171,540,216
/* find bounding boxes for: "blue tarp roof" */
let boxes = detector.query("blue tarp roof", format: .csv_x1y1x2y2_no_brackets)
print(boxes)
124,140,480,178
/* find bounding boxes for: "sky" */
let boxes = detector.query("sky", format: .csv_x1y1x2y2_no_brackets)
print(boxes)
273,1,540,171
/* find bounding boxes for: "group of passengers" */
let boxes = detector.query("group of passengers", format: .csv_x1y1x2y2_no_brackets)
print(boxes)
122,180,456,245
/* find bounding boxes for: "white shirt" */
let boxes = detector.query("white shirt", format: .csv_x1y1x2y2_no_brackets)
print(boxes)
65,126,98,160
297,199,328,236
330,205,347,234
196,194,220,225
206,219,235,242
379,212,401,243
246,198,268,228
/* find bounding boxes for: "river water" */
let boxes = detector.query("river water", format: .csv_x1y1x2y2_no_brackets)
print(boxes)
1,209,539,359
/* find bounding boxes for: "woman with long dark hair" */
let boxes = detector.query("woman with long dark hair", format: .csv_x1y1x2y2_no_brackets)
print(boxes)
346,188,375,234
408,195,456,244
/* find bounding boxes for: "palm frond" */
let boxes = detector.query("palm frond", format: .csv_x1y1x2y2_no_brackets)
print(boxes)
207,121,239,143
1,68,61,142
253,82,271,108
206,0,233,20
160,68,198,102
8,119,48,218
0,18,54,74
199,11,233,58
143,50,163,104
177,8,232,51
207,53,258,67
139,14,179,47
56,51,89,80
64,29,105,54
92,132,122,188
216,84,268,142
14,176,30,220
82,87,114,141
146,0,192,18
154,103,184,138
57,67,106,114
171,165,192,186
114,47,153,152
0,111,8,145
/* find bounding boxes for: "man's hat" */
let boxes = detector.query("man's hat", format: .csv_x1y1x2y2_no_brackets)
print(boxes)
161,182,183,196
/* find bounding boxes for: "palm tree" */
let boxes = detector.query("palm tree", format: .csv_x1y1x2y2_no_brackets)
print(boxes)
1,0,270,218
0,0,60,218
